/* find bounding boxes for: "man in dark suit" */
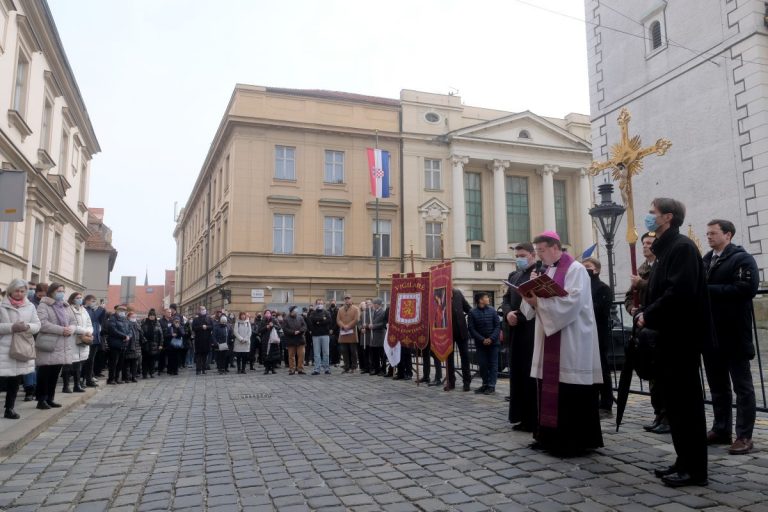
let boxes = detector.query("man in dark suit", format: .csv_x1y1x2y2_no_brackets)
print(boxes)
444,288,472,391
638,198,712,487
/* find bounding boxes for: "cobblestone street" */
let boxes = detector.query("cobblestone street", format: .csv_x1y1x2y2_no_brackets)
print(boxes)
0,367,767,512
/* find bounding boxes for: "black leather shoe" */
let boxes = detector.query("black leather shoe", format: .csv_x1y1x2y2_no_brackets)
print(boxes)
483,387,496,395
46,401,62,408
643,418,661,432
418,376,430,383
85,381,98,388
504,396,511,402
4,408,20,419
661,472,708,488
463,383,470,392
654,466,678,478
428,378,442,387
474,386,488,394
651,423,671,434
36,401,51,410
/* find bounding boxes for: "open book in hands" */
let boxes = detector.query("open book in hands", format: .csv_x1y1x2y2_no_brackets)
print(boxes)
503,274,568,299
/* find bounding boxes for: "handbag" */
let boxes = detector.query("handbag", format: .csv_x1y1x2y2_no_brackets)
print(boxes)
269,327,280,344
218,342,229,351
35,332,58,352
171,337,184,349
10,330,36,361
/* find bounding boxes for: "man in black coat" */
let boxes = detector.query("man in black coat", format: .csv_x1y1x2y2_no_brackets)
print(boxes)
444,288,472,391
582,257,615,416
638,198,712,488
191,306,213,375
502,242,538,431
702,219,759,455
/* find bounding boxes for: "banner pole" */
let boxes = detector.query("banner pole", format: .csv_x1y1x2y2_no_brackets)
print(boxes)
375,130,381,298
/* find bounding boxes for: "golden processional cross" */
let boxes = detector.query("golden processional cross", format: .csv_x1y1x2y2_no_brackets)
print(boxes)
588,108,671,307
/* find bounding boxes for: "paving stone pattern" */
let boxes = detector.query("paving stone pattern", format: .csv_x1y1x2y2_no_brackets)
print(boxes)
0,368,767,511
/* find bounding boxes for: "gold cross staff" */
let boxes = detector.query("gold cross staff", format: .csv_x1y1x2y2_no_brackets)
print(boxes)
588,108,672,244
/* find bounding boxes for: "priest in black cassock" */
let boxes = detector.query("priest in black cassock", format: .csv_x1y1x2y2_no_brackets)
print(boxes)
502,242,538,432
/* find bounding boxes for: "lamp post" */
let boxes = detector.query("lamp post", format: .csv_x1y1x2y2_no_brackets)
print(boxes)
214,270,230,307
589,183,625,298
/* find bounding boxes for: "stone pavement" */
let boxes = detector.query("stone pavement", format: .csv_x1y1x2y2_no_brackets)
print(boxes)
0,367,766,512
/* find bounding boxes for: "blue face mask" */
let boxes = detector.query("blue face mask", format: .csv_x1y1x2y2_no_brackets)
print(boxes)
54,291,65,302
74,298,83,306
516,258,529,271
644,214,659,232
27,290,35,300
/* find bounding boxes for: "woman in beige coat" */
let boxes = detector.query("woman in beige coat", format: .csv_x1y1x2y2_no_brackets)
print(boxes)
35,282,76,409
0,278,41,419
60,292,93,393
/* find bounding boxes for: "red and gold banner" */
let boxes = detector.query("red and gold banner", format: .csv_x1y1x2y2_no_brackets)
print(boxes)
428,262,453,362
387,272,429,349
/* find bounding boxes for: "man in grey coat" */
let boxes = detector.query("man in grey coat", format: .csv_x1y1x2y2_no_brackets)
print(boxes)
368,298,387,375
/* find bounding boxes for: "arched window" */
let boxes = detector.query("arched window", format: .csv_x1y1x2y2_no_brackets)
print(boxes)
650,20,662,50
518,130,531,139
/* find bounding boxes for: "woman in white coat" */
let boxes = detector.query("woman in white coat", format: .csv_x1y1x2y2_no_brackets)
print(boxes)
233,312,252,374
61,292,93,393
35,282,76,409
0,279,41,419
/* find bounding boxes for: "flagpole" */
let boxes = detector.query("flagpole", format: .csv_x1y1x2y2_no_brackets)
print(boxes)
375,130,381,298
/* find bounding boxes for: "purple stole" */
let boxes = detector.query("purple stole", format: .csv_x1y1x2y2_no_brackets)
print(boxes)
539,251,575,429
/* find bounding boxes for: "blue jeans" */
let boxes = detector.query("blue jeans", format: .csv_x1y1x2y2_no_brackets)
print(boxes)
313,335,330,372
23,371,36,388
476,342,499,388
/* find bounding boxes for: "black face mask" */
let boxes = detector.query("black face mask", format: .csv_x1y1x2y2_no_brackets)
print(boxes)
587,269,597,278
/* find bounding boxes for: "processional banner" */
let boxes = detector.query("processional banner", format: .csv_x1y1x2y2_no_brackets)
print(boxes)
428,262,453,362
387,272,429,349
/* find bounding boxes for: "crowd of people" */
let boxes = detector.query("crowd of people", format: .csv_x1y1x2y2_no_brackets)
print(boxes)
0,197,761,490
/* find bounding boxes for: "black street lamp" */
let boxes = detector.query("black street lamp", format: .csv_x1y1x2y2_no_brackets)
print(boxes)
589,183,625,298
214,270,230,306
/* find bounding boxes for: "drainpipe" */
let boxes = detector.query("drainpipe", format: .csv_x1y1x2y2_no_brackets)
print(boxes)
399,109,405,273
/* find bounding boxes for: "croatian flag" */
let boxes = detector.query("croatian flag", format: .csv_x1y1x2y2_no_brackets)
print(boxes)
367,148,390,198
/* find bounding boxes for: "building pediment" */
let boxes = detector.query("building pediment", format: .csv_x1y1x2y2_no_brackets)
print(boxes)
418,198,450,221
447,111,591,151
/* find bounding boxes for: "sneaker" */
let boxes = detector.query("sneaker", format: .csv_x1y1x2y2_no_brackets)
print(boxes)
729,438,754,455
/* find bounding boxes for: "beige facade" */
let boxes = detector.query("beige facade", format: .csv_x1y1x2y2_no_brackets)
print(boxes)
0,0,99,292
174,85,593,313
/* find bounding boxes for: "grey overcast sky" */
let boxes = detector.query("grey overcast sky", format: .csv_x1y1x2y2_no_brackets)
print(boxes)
48,0,590,285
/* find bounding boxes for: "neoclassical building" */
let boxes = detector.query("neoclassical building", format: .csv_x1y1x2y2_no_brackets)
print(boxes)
0,0,99,291
174,85,594,313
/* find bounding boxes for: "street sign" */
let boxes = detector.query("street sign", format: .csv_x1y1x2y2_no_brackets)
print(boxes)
0,169,27,222
250,289,264,303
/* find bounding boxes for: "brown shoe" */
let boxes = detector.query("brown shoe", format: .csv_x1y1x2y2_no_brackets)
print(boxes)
729,438,754,455
706,430,732,445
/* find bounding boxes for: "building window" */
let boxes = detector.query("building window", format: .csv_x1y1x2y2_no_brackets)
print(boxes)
59,128,70,173
31,219,43,267
271,288,294,304
424,158,441,190
12,50,29,116
273,214,294,254
470,244,481,259
52,232,61,272
372,219,391,258
324,217,344,256
224,155,230,191
506,176,530,243
424,112,441,123
426,221,442,260
553,180,569,244
464,172,483,241
518,130,531,139
275,145,295,180
74,246,81,282
325,289,346,302
324,150,344,184
71,144,80,176
0,222,10,250
650,21,662,50
40,98,53,152
381,290,391,304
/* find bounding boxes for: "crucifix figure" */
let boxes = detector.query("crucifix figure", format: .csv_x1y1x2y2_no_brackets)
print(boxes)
589,108,672,246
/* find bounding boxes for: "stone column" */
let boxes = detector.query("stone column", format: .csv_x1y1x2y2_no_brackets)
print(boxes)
451,155,469,257
538,165,559,232
579,168,595,252
491,159,510,258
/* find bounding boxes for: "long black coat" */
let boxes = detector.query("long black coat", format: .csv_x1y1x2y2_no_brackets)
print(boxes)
451,288,471,342
590,274,613,350
192,315,214,354
644,227,713,356
703,243,759,360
